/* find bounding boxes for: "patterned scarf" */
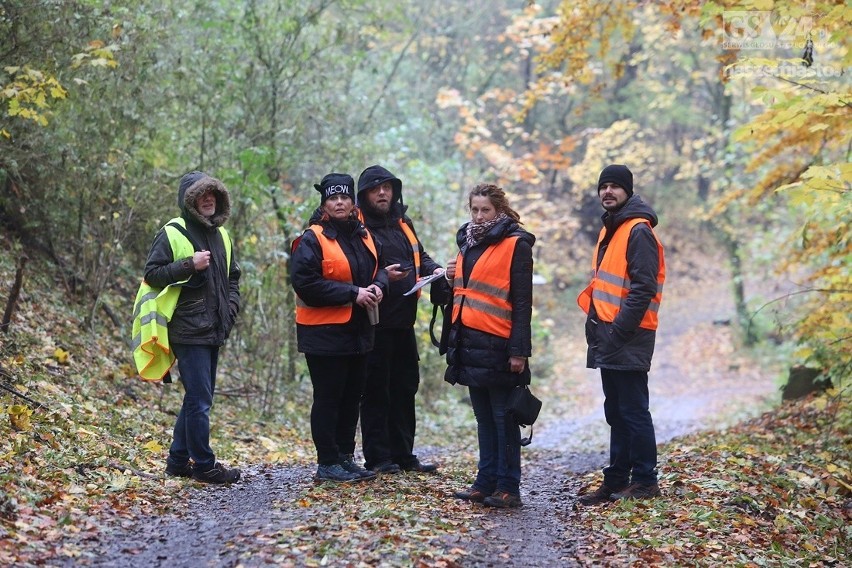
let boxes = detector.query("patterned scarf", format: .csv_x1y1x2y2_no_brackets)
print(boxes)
465,213,508,248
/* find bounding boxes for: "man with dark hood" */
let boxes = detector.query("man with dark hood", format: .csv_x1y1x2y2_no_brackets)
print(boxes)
356,165,444,474
577,164,666,504
139,170,241,484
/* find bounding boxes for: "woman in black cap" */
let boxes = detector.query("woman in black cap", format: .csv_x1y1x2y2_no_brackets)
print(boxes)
290,173,388,483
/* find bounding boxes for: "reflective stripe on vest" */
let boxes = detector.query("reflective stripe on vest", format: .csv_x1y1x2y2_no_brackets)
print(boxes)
398,219,423,299
295,224,379,325
576,218,665,330
131,218,232,381
451,236,518,339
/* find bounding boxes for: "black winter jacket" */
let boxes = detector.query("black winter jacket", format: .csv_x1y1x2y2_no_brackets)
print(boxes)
360,202,441,329
584,195,662,372
444,217,535,388
290,214,388,356
143,175,241,346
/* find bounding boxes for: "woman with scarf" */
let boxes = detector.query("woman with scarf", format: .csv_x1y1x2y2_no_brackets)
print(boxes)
444,183,536,508
290,173,388,483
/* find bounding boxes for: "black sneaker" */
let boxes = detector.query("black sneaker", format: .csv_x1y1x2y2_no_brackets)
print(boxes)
314,463,365,483
370,461,402,474
610,483,661,501
192,462,241,484
399,459,438,473
164,461,193,478
340,455,377,480
577,483,625,506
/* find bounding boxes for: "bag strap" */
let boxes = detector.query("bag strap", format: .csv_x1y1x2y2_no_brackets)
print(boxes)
166,221,202,253
429,303,444,348
520,425,533,446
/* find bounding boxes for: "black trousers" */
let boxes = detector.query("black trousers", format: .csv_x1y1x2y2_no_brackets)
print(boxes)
305,353,367,466
360,328,421,469
600,368,658,486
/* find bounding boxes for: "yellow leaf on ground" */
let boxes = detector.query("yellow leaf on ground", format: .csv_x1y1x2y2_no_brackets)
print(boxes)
54,348,69,364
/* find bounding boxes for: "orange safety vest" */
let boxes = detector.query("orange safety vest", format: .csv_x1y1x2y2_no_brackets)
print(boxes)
398,219,423,298
451,236,518,339
295,224,378,325
577,218,665,330
356,210,424,299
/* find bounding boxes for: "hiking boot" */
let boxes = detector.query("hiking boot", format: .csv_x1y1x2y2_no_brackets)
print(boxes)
192,462,241,485
314,463,365,483
610,483,661,501
453,486,489,503
483,491,522,508
164,461,193,478
577,483,624,506
340,455,377,480
399,459,438,473
370,461,402,474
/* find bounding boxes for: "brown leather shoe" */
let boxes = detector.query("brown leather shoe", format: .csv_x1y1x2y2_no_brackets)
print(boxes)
483,491,522,508
453,486,489,502
577,483,625,506
609,483,661,501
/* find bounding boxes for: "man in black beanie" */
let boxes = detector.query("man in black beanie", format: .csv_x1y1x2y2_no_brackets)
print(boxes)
577,164,666,503
355,165,444,474
597,164,634,198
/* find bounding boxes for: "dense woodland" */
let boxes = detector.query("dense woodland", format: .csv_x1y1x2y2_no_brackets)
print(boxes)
0,1,850,565
2,0,849,392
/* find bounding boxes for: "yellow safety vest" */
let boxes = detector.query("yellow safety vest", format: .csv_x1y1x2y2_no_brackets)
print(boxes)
131,218,232,381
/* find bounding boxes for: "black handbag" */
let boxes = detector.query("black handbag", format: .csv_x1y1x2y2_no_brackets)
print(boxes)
506,385,542,446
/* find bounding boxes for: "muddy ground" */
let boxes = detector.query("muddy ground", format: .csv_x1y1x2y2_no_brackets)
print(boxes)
56,275,782,567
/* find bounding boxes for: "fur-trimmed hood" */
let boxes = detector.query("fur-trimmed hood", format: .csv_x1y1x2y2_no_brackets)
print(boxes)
178,171,231,228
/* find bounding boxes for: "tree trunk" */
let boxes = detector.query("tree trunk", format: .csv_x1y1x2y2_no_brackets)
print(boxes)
1,255,28,333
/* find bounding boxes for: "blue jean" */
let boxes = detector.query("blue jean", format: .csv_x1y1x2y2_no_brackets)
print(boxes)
469,385,521,496
600,368,658,486
168,343,219,471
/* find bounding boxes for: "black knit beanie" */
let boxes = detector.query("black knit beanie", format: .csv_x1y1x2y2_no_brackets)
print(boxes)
597,164,633,197
314,173,355,204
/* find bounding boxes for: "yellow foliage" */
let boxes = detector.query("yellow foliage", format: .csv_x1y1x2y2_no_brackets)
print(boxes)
142,440,164,453
54,347,70,365
0,66,68,129
8,404,34,432
565,120,655,198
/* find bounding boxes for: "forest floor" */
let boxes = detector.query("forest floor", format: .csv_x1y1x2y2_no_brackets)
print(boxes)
1,257,849,567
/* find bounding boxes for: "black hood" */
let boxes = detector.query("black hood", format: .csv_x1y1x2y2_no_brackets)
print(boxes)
178,171,231,229
357,165,402,206
603,194,658,231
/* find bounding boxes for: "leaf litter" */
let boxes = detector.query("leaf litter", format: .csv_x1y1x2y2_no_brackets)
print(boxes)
0,252,849,567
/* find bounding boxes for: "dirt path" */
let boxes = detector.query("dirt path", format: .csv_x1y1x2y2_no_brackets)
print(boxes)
449,274,782,566
59,277,781,567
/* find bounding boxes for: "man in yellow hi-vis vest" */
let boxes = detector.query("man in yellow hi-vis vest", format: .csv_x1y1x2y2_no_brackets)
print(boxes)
577,164,666,505
137,170,241,484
